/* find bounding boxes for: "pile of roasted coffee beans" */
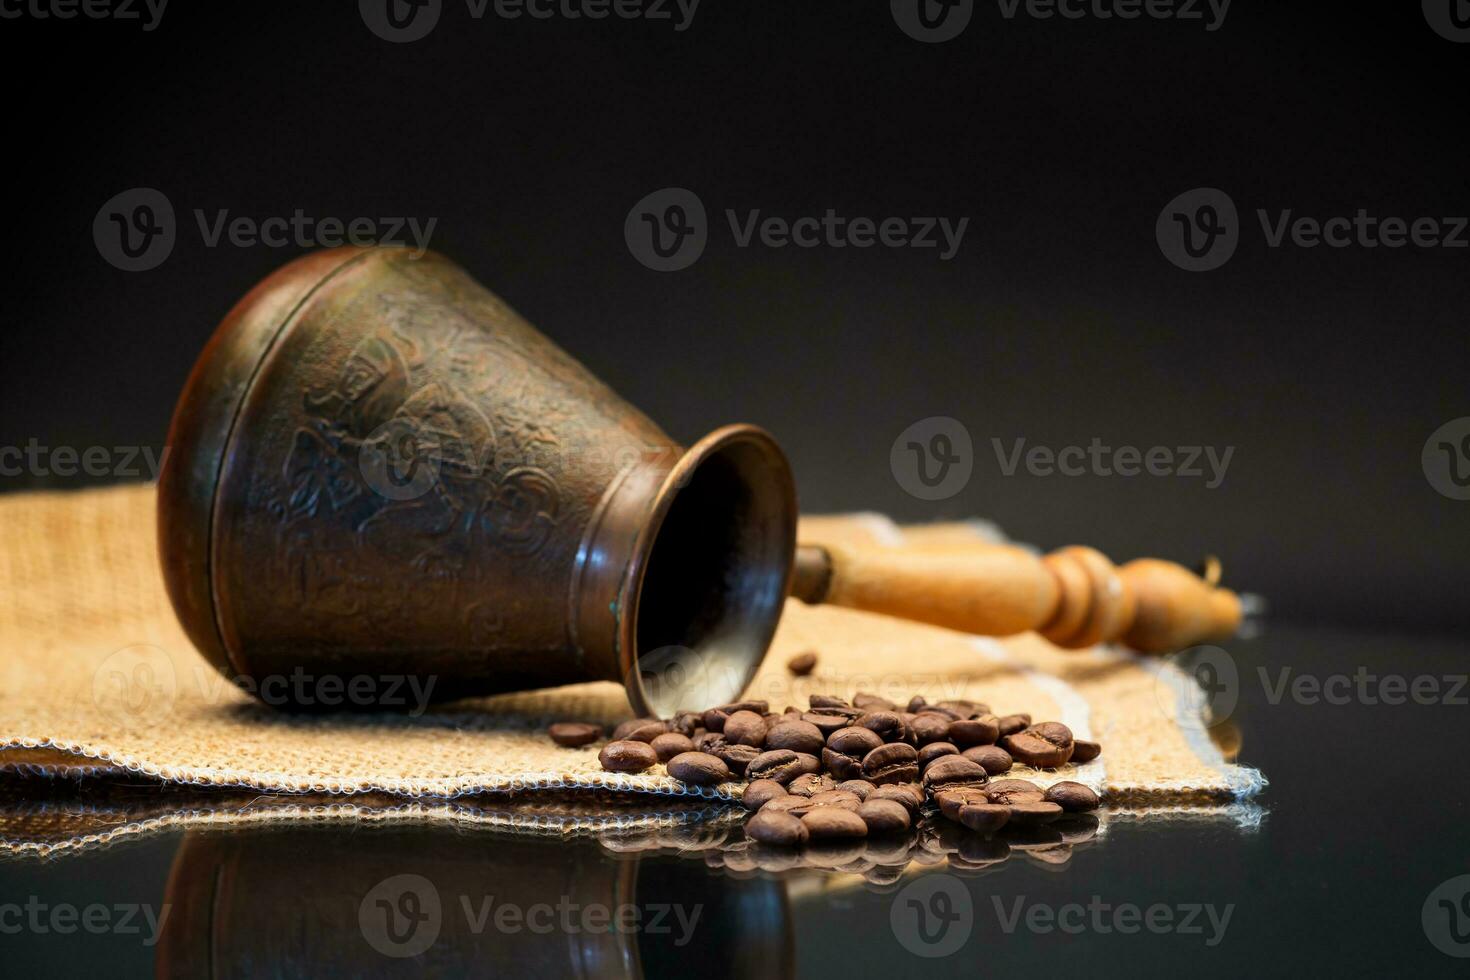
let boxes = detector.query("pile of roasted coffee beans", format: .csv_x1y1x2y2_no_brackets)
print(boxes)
554,691,1101,852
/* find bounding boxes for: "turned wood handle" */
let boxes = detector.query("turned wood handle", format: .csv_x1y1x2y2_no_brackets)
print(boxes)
790,543,1243,654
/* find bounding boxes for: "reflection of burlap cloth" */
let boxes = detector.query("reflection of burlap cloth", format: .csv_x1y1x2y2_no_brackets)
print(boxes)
0,485,1264,805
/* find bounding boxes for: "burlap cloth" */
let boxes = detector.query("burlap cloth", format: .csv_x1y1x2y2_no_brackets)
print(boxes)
0,485,1264,811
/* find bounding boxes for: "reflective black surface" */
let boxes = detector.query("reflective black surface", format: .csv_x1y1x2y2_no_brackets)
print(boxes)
3,624,1467,976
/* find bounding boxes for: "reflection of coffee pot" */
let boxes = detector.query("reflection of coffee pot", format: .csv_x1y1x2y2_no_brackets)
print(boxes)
155,825,793,978
158,247,1246,717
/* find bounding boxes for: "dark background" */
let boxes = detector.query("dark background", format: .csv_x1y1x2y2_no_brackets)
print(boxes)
3,1,1467,634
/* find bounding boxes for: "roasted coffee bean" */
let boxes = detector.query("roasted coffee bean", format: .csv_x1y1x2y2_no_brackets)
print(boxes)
917,741,959,770
743,779,788,810
957,803,1011,834
764,720,825,755
922,755,990,794
986,778,1044,806
1004,801,1063,826
858,799,912,835
1055,814,1101,844
835,779,875,800
1070,739,1102,764
828,725,883,758
948,716,1000,747
923,703,966,722
861,742,920,785
599,740,658,773
905,695,928,714
1044,780,1100,812
694,731,725,753
822,748,865,781
721,700,769,715
723,710,769,747
803,712,852,736
801,807,868,840
612,717,665,741
809,694,854,711
650,732,694,761
747,749,820,784
807,790,862,811
962,745,1014,775
853,692,896,711
855,711,910,743
995,713,1031,737
668,712,702,737
934,786,991,822
870,784,924,814
712,743,760,777
1002,722,1074,768
786,651,818,676
702,709,728,732
909,712,952,745
761,795,815,817
665,751,731,786
787,773,838,798
937,699,988,719
548,722,602,747
745,810,809,846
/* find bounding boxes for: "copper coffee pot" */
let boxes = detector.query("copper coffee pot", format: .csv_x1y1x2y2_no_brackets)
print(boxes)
157,247,1243,717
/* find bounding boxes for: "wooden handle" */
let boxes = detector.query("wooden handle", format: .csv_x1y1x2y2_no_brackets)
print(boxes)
792,543,1242,654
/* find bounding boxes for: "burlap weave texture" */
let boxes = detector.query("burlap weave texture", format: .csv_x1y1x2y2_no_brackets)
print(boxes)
0,485,1264,805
